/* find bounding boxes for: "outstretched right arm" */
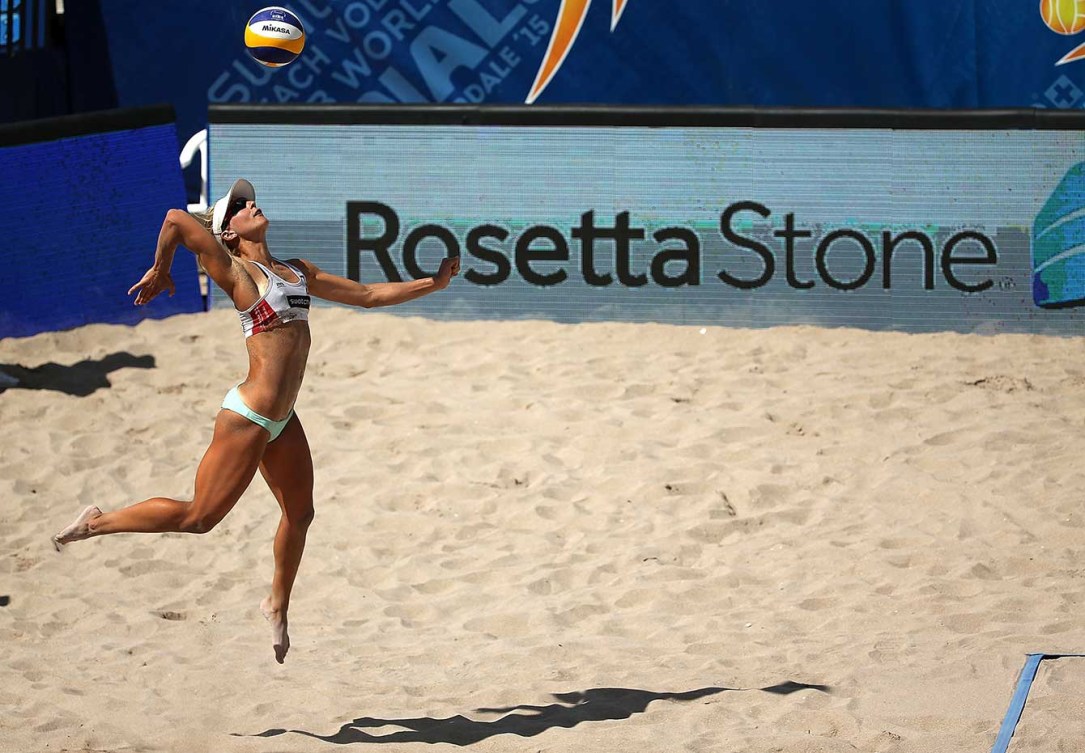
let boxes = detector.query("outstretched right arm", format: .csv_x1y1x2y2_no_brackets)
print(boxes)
128,209,236,305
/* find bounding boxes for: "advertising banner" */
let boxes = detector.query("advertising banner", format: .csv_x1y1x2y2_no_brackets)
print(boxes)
208,107,1085,335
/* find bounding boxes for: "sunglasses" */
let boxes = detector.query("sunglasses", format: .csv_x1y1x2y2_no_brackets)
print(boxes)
220,197,251,232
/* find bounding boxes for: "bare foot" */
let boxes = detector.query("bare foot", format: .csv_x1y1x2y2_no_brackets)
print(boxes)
52,505,102,551
261,597,290,664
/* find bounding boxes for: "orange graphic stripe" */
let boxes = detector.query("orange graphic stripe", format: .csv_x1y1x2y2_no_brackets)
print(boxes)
612,0,628,30
526,0,592,104
1058,39,1085,65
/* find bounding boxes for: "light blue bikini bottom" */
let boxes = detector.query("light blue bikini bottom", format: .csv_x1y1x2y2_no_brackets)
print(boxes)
221,385,294,442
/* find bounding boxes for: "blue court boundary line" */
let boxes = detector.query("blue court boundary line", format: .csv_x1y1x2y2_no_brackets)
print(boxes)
991,653,1085,753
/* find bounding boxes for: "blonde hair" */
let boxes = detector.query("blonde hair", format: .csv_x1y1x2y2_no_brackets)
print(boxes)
188,206,239,255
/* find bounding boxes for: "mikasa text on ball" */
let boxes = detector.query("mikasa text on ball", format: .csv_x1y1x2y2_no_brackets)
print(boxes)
245,6,305,67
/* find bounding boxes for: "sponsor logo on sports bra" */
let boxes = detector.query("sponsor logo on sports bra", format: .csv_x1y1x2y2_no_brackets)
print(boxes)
288,295,311,309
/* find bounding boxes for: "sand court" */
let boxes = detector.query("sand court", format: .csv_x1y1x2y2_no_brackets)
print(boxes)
2,307,1085,752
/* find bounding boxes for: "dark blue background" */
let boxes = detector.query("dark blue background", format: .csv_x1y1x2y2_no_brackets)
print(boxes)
91,0,1085,163
0,123,201,337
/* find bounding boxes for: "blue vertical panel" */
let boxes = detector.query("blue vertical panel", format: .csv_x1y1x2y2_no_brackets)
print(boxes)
0,118,202,338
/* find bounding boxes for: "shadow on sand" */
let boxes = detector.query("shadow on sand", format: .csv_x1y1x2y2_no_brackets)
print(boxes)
242,682,830,746
0,353,155,397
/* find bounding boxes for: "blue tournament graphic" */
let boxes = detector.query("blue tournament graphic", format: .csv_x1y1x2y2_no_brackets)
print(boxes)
84,1,1085,168
1033,161,1085,308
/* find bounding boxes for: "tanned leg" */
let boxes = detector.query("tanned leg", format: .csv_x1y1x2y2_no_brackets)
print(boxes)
53,411,269,546
256,414,315,664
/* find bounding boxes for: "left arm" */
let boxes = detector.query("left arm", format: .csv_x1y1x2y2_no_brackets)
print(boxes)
292,256,460,308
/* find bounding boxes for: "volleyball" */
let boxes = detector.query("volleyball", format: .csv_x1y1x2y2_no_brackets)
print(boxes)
1041,0,1085,35
245,6,305,67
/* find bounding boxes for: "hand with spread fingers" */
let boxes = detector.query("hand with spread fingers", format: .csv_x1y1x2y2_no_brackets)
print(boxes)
128,267,176,305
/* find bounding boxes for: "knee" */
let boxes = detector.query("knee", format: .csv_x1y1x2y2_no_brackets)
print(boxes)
289,504,315,530
299,505,315,529
180,511,222,535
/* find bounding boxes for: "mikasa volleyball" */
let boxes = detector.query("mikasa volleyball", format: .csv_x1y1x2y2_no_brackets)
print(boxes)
245,6,305,67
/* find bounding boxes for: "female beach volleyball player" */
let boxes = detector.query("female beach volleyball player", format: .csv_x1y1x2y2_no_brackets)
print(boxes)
52,178,460,663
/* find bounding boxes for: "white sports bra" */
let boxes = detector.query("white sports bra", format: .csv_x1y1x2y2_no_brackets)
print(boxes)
237,260,310,338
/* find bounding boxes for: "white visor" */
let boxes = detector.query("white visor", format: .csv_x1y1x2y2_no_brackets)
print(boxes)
210,178,256,236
